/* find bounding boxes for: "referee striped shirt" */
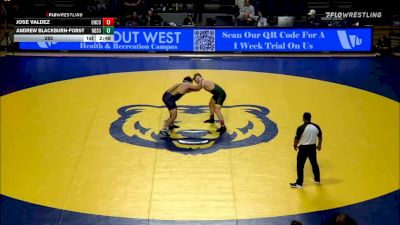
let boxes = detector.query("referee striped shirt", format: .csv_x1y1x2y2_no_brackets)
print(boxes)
295,123,322,146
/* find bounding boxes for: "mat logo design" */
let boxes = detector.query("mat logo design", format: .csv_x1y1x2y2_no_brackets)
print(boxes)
36,42,58,48
337,30,362,49
110,105,278,154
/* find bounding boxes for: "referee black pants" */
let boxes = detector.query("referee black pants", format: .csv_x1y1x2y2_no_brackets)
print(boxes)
296,144,320,185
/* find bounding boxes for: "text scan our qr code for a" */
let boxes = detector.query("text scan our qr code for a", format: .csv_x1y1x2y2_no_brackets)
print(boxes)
194,30,216,52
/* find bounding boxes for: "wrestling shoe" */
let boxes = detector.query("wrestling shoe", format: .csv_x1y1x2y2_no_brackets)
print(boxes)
159,129,170,137
204,118,215,123
168,124,180,130
216,126,227,133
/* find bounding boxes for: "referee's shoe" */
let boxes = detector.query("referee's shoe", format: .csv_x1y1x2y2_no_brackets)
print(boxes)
290,182,303,189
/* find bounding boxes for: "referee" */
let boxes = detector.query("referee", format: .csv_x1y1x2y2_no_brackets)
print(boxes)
290,112,322,189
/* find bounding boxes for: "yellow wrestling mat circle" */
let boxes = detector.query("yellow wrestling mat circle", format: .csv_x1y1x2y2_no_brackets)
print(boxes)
1,70,398,220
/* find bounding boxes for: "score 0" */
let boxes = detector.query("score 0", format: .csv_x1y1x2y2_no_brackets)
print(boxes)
102,17,114,26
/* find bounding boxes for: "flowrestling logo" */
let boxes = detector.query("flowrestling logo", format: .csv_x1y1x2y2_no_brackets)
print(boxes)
326,11,382,18
337,30,362,49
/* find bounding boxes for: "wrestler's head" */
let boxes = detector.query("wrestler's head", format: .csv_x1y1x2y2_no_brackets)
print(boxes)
193,73,203,83
183,76,193,83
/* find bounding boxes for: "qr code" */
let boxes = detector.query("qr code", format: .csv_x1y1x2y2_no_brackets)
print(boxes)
194,30,215,52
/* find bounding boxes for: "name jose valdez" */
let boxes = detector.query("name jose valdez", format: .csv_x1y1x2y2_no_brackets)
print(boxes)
16,19,51,25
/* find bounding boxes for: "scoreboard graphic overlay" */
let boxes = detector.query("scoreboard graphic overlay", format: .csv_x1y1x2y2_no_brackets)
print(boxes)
14,15,115,43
